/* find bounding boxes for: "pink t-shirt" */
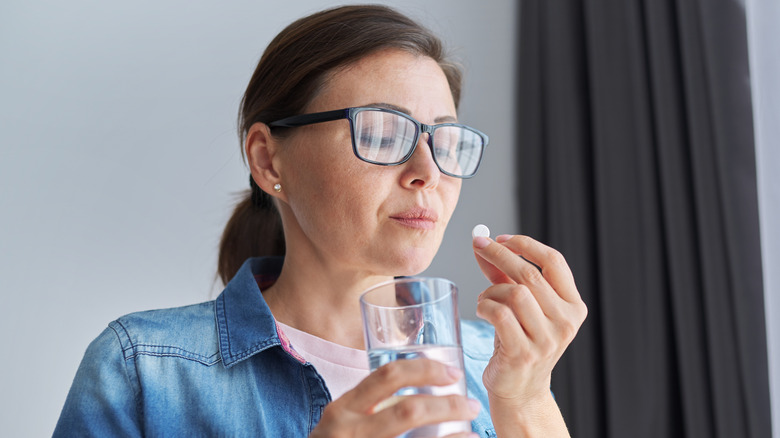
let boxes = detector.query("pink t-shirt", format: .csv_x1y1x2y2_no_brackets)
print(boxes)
276,321,371,400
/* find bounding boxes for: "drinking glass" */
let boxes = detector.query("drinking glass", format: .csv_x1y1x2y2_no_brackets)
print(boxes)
360,277,470,437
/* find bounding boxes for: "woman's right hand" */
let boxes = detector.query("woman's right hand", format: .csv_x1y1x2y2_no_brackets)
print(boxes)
309,358,480,438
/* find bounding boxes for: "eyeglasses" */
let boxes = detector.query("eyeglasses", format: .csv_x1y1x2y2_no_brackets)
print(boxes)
268,107,489,178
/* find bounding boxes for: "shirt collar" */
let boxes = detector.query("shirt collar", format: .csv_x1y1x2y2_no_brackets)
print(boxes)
215,257,284,368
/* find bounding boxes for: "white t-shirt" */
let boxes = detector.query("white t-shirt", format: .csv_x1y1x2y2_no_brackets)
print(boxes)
276,321,371,400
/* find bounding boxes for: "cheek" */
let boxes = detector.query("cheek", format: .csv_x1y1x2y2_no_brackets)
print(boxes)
290,157,388,238
440,180,462,223
283,130,353,211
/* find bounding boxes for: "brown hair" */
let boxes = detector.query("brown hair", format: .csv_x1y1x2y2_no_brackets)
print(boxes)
217,4,463,285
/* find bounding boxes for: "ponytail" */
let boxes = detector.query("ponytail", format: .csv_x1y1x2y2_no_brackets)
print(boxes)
217,176,285,285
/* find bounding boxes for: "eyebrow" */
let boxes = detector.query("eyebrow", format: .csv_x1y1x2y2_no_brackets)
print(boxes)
364,102,458,124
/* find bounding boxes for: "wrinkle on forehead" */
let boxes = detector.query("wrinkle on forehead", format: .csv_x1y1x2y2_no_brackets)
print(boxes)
362,102,458,123
306,49,456,120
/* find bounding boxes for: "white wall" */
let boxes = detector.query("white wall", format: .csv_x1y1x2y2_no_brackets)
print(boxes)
0,1,516,436
746,0,780,435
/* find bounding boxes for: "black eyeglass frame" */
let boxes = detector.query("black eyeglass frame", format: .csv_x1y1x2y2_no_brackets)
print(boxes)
268,107,489,178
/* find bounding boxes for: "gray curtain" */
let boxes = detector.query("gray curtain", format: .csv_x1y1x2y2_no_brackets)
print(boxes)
516,0,771,436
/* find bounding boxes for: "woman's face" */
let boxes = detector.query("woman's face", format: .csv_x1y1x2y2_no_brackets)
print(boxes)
275,49,462,277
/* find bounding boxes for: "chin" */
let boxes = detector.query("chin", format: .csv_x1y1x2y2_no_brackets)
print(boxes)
386,251,437,277
393,265,428,277
369,234,443,277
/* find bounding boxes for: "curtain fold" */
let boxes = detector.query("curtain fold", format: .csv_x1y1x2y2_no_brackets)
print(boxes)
517,0,770,436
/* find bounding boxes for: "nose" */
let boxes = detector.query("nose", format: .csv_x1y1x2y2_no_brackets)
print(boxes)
400,133,440,189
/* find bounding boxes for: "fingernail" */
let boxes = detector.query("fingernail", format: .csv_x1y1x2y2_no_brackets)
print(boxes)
496,234,511,243
468,398,481,414
473,236,490,249
447,365,464,380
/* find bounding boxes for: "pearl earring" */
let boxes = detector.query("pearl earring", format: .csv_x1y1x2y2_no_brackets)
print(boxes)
273,183,282,193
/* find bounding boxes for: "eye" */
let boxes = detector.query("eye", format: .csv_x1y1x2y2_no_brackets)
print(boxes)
358,131,397,148
434,145,456,160
432,129,459,159
377,126,398,147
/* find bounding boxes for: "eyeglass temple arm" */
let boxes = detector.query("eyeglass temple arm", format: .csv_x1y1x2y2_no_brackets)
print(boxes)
268,109,348,128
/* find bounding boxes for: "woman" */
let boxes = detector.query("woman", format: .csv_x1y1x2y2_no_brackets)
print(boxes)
55,5,586,437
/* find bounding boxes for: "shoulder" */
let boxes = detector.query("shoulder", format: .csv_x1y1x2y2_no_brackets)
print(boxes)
461,319,494,360
108,301,220,366
55,301,221,435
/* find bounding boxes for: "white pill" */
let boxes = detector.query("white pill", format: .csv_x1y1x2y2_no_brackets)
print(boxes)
472,224,490,239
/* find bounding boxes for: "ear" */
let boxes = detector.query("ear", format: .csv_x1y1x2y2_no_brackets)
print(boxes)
245,122,287,202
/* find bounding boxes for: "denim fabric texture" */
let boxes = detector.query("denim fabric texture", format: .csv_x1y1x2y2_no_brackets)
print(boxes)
54,257,497,437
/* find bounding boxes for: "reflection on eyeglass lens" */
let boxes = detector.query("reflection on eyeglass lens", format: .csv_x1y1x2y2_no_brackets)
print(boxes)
351,108,485,177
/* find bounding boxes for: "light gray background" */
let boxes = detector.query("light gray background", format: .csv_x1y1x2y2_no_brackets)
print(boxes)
0,1,516,436
1,1,777,437
747,0,780,435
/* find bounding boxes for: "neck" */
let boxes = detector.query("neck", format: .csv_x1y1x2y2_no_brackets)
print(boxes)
262,254,392,350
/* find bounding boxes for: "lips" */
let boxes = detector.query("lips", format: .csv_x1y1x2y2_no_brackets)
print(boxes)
389,206,439,230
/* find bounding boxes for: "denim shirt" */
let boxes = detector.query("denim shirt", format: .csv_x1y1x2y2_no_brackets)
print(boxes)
54,257,497,437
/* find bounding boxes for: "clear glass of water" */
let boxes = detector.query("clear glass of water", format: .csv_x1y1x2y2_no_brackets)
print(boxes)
360,277,470,437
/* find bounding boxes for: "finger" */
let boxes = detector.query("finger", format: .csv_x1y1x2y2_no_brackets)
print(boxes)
482,283,571,342
474,238,566,316
474,236,550,288
362,394,479,437
475,237,574,333
494,235,579,303
473,237,514,285
476,293,531,352
342,358,463,412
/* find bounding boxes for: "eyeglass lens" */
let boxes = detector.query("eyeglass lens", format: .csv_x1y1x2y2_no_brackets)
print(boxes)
352,109,483,177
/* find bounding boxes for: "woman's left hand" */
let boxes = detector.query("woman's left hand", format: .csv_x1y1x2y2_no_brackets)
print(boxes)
472,234,587,416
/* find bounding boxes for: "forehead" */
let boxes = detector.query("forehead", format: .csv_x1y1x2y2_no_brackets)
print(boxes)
309,49,457,121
